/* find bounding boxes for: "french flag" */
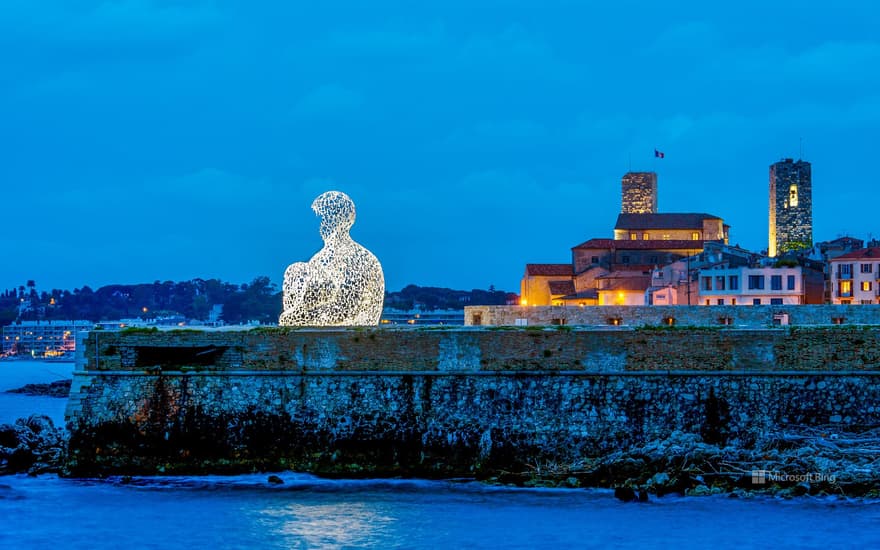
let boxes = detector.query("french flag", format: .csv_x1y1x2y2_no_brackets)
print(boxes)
654,149,665,159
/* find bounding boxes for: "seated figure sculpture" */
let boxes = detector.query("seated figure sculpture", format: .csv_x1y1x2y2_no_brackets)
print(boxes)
279,191,385,326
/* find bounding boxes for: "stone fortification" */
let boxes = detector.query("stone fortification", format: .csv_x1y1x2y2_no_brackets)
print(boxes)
64,326,880,494
465,304,880,327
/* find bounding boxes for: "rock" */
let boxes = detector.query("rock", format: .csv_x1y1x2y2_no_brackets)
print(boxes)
614,486,637,502
688,485,712,496
648,472,670,488
792,482,810,496
5,380,72,398
0,415,66,475
267,475,284,484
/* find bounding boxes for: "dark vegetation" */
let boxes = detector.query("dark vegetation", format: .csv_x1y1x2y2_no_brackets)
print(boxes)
0,279,513,326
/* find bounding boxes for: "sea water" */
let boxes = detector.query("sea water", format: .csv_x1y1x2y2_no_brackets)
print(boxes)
1,360,879,549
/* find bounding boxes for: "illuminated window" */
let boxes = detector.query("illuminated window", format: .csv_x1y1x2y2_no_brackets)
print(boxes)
642,233,649,240
789,185,798,207
630,233,637,240
839,280,852,297
861,281,873,292
662,234,670,240
691,232,700,240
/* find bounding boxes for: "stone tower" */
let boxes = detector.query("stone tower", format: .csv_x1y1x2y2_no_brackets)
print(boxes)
621,172,658,214
769,159,812,257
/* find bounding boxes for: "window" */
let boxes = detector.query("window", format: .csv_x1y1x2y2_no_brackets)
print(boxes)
771,275,782,290
753,298,761,305
691,232,700,240
649,255,658,264
770,298,783,305
748,275,765,290
787,275,796,290
861,263,873,273
731,298,736,305
729,275,739,290
717,299,724,305
705,300,710,305
630,233,637,240
621,256,630,264
701,276,713,291
591,256,599,264
643,233,649,240
861,300,873,304
839,264,852,278
839,280,852,297
715,276,725,290
861,281,873,292
662,234,670,240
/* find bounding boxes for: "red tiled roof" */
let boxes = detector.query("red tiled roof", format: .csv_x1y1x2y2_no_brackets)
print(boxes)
597,277,652,291
614,213,722,230
548,280,576,296
525,263,573,276
832,247,880,261
572,239,706,250
559,289,599,300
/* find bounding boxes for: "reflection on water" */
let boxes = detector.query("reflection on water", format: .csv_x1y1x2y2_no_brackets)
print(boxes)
259,502,393,549
1,474,879,549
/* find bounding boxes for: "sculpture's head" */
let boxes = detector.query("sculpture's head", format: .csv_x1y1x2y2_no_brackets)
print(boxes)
312,190,356,240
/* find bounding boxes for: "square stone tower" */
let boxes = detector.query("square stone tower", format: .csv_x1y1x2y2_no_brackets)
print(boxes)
621,172,658,214
769,159,812,257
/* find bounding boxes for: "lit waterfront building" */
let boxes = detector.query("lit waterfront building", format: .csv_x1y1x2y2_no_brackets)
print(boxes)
1,320,92,358
829,247,880,304
769,158,812,257
621,172,658,214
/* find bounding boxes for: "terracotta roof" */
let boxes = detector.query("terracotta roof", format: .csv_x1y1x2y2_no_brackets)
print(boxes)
572,238,615,249
525,263,573,276
832,247,880,261
597,276,652,292
614,213,722,230
559,289,599,300
572,238,706,250
596,270,653,279
548,280,576,296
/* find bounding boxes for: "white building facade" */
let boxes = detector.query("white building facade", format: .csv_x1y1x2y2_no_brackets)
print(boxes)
697,266,804,305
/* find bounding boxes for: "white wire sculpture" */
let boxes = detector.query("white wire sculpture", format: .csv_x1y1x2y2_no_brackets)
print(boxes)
279,191,385,326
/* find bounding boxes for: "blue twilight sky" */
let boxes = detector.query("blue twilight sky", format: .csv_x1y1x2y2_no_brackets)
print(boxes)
2,1,879,293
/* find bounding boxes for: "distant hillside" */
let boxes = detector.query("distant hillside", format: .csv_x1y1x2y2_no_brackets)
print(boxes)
384,284,516,311
0,279,515,325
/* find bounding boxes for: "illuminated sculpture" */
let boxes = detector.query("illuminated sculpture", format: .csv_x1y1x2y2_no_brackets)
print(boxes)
279,191,385,326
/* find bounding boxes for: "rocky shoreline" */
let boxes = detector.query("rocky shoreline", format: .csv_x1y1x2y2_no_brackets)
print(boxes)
2,415,878,499
0,415,67,475
5,379,72,398
482,427,880,500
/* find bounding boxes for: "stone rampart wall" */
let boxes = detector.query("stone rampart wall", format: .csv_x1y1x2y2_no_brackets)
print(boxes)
464,304,880,327
64,327,880,476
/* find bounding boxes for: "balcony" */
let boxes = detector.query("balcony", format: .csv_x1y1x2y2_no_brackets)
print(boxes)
837,271,852,280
